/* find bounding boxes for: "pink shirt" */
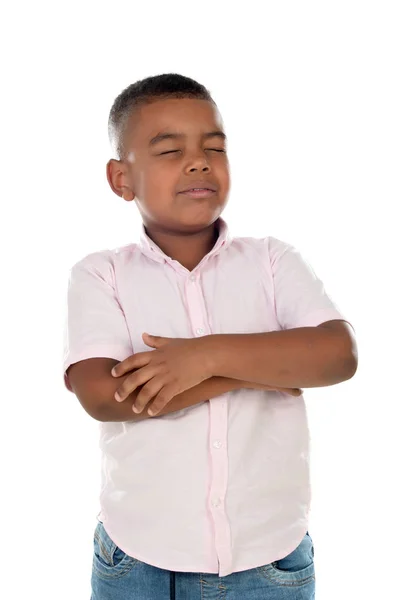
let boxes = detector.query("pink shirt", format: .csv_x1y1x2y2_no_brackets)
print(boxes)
63,218,350,577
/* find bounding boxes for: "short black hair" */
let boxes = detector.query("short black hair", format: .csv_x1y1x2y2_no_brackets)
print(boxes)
108,73,215,159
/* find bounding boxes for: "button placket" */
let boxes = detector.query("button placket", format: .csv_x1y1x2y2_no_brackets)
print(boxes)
183,272,232,574
184,275,208,338
208,399,232,575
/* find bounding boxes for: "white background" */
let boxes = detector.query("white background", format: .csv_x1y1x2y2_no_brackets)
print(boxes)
1,1,406,598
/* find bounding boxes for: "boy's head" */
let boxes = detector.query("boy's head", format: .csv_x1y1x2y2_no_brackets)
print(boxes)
106,74,230,235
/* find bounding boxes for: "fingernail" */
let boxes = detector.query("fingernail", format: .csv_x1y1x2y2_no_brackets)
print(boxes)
148,408,155,416
132,405,141,413
114,392,122,402
111,368,117,377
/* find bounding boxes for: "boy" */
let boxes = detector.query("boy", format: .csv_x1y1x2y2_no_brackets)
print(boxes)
63,74,357,600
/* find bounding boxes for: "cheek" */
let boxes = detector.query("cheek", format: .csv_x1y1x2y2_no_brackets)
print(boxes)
216,159,231,191
145,163,178,195
137,165,177,216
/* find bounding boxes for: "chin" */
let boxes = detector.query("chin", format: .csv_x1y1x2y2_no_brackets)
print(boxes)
179,214,220,232
183,204,225,225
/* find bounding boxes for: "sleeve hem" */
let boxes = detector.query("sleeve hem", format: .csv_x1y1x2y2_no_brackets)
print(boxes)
291,309,355,331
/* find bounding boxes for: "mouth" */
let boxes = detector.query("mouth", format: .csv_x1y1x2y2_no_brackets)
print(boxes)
178,180,218,198
179,188,217,199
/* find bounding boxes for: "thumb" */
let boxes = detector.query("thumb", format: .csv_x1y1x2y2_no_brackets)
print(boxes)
142,332,168,348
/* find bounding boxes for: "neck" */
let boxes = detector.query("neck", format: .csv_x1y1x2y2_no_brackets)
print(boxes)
145,221,220,271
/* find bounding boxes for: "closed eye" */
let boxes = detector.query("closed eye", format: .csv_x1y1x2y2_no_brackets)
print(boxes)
159,149,226,155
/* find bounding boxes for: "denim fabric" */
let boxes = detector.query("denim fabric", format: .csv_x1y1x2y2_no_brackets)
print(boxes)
91,521,315,599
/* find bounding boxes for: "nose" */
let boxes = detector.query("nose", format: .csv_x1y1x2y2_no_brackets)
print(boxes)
185,151,211,173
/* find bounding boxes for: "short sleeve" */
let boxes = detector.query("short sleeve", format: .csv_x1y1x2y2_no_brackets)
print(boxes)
62,251,133,392
269,238,353,331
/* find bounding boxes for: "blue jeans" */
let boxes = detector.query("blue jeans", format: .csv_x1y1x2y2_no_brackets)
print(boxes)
91,521,315,599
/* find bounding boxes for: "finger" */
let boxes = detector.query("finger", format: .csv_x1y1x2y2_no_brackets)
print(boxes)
132,378,166,414
111,351,152,377
286,388,303,396
271,385,301,395
147,383,179,417
142,333,170,349
114,365,159,402
275,387,299,396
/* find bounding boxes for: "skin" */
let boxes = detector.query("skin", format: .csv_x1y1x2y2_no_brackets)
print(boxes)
106,98,231,271
112,324,357,417
104,97,302,416
104,97,357,417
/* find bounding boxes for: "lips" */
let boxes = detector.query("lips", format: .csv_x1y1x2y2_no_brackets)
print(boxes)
179,180,218,193
180,189,217,199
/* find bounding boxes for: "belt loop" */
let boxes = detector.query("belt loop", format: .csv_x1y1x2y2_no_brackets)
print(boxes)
170,571,176,600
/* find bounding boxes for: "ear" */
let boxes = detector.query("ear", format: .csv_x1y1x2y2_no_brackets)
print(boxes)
106,159,135,201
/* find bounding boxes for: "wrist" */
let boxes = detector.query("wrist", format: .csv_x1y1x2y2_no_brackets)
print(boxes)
200,334,225,377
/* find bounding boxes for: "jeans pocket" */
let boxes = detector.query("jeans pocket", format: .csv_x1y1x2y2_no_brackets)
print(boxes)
93,522,139,580
306,531,315,558
257,532,315,587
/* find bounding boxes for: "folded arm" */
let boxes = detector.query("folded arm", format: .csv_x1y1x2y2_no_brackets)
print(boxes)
205,320,358,388
67,359,301,423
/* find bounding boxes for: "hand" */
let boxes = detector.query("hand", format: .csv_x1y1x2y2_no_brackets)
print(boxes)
111,333,213,416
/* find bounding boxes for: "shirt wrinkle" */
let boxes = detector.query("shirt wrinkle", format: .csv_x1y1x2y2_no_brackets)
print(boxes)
63,217,350,576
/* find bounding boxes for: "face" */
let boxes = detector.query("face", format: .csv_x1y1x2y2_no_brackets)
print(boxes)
107,98,230,234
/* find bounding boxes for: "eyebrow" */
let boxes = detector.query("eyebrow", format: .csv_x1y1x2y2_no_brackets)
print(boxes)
149,130,227,147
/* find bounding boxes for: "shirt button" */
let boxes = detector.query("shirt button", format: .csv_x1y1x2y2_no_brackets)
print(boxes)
213,440,222,449
190,275,196,282
196,328,204,335
212,498,222,508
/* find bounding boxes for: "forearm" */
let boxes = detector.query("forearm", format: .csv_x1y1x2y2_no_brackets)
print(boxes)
206,326,357,388
99,376,247,423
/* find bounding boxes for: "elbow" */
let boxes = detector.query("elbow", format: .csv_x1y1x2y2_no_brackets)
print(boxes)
318,320,358,385
76,393,107,422
344,354,358,381
90,396,116,422
92,409,108,423
323,346,358,387
340,347,358,382
333,328,358,384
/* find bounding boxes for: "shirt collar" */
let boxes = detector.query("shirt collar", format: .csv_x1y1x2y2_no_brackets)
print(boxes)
139,217,232,267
